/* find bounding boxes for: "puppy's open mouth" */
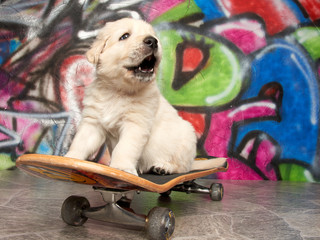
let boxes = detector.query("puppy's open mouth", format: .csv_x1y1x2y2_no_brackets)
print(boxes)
126,55,156,75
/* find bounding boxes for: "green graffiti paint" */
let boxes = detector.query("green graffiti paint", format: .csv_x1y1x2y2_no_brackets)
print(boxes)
156,29,244,107
279,163,315,182
293,27,320,61
0,154,15,170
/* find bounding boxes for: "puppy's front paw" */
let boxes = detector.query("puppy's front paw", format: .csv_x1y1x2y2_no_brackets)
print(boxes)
149,166,170,175
123,168,138,176
65,151,83,160
109,163,138,176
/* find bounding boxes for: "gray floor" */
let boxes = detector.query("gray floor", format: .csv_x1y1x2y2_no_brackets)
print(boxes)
1,168,319,240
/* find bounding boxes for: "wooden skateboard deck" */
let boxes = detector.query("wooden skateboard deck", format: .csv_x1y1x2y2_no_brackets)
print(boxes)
16,154,228,193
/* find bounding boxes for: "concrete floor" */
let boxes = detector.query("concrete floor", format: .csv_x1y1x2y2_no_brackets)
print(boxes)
0,168,319,240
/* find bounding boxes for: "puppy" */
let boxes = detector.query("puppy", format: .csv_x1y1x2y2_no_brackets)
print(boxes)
65,18,225,175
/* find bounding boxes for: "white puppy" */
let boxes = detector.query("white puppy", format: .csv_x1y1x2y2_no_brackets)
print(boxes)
65,18,224,175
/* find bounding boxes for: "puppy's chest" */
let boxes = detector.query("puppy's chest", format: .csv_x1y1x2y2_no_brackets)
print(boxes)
100,97,155,129
84,88,159,133
99,100,127,130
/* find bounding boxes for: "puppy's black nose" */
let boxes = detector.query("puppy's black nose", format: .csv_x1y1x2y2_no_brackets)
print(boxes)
144,36,158,49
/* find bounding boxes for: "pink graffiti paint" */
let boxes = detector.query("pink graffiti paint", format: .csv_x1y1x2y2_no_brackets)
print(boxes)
220,0,299,35
255,139,277,180
236,136,278,180
211,19,267,55
0,73,49,112
141,0,185,22
0,77,27,110
205,100,279,180
218,157,264,180
239,138,254,159
16,117,42,154
0,114,41,154
0,115,12,142
0,132,9,141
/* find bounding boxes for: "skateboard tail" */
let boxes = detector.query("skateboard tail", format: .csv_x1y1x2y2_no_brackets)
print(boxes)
191,157,227,171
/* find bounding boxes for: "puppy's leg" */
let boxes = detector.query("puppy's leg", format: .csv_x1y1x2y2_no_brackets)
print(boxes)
140,109,197,175
65,120,106,160
109,122,149,175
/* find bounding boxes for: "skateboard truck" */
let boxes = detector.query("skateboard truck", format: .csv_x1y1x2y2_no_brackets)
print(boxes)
60,182,223,240
61,187,175,240
166,181,224,201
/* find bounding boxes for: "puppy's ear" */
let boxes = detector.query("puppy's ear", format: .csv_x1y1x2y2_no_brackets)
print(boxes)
86,22,113,64
86,38,107,64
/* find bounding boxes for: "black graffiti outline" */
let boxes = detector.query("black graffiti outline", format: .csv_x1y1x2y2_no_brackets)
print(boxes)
0,0,146,158
0,109,72,156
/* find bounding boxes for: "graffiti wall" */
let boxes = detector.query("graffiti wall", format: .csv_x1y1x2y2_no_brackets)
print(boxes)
0,0,319,182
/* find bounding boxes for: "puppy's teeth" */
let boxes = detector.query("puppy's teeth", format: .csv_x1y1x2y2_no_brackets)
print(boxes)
140,67,147,73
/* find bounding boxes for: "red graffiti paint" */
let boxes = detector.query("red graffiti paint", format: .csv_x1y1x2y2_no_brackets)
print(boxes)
220,0,299,35
182,47,204,72
178,111,205,138
172,40,211,90
299,0,320,21
59,55,94,112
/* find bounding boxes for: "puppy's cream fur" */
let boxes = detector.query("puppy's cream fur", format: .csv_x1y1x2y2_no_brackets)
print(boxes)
65,18,223,175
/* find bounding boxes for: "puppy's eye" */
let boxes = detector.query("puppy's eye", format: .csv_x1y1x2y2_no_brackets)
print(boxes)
119,33,130,41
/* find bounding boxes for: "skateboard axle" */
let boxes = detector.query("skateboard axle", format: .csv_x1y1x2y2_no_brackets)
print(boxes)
172,180,210,194
83,203,146,229
83,188,146,229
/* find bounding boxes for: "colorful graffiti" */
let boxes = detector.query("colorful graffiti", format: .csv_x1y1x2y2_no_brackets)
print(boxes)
0,0,319,182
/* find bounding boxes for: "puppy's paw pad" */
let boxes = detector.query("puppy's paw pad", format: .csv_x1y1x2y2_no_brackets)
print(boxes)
149,166,170,175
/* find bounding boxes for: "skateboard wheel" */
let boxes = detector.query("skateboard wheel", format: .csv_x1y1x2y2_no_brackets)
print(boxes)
209,183,224,201
146,207,175,240
61,196,90,226
160,190,171,197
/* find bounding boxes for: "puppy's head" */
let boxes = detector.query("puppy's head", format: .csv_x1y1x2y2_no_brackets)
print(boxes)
86,18,162,93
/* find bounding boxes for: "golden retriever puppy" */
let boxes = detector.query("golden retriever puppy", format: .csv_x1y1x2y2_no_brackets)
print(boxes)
65,18,225,175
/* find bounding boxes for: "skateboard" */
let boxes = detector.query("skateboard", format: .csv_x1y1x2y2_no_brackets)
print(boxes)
16,154,228,240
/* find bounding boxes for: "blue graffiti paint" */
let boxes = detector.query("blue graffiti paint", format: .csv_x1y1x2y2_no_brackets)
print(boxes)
282,0,311,24
9,39,21,53
236,39,319,166
38,141,52,155
0,39,21,65
194,0,225,21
